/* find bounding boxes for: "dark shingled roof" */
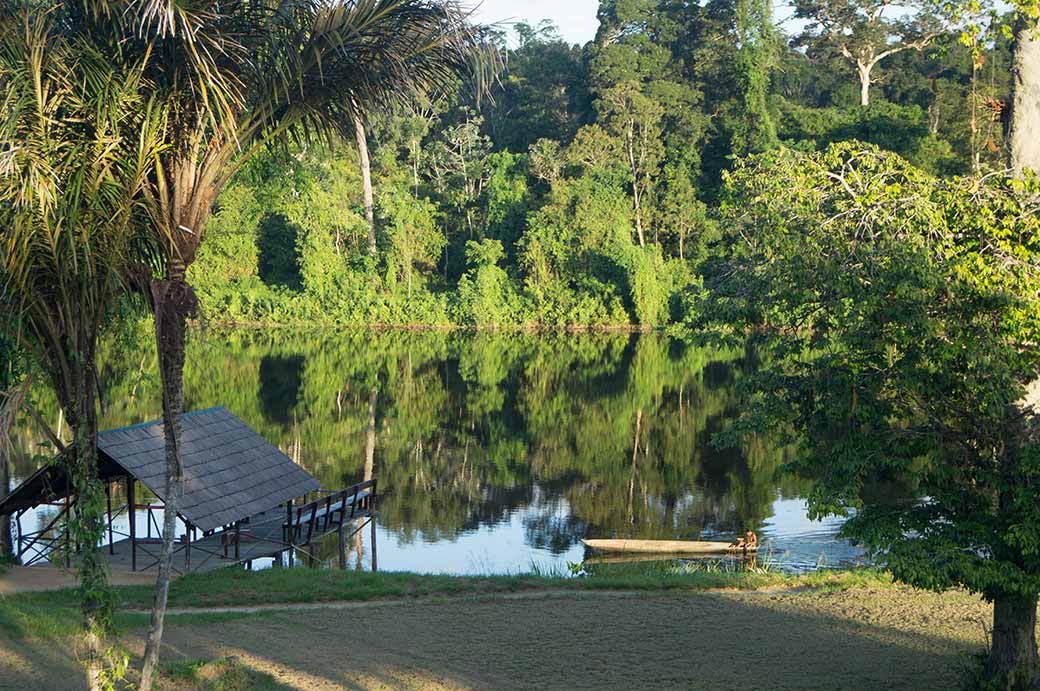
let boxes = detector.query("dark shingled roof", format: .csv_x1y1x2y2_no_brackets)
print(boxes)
0,407,319,532
96,407,319,532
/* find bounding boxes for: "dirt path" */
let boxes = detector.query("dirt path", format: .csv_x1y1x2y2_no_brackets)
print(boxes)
0,587,992,690
0,565,155,594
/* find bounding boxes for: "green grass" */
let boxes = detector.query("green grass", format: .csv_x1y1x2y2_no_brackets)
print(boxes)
163,657,287,690
0,565,894,640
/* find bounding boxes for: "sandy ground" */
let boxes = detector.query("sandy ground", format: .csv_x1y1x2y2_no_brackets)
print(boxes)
0,565,156,594
0,587,993,690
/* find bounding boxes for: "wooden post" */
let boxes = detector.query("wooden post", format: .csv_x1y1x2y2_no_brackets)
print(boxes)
337,520,346,569
370,517,377,572
287,503,295,568
234,521,240,561
105,482,113,555
128,476,136,571
64,484,71,568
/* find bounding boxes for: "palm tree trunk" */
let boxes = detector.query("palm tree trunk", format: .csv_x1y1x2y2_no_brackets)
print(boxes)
139,264,194,691
354,110,377,257
65,344,109,691
1011,16,1040,172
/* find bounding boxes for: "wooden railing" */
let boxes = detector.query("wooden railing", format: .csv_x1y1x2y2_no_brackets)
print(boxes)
285,479,377,547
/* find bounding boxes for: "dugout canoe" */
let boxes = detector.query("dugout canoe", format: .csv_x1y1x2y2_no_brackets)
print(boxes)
581,539,757,554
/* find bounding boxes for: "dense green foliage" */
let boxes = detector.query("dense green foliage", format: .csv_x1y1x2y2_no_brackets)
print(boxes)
699,141,1040,680
186,2,1013,329
4,0,1040,683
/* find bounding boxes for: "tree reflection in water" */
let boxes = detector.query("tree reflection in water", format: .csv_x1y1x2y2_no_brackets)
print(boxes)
10,327,856,571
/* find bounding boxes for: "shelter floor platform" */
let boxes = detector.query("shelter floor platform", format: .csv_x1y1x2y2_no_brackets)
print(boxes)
96,507,372,574
113,505,372,574
108,509,282,574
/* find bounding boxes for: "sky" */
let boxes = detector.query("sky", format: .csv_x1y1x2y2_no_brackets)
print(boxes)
470,0,601,46
469,1,803,47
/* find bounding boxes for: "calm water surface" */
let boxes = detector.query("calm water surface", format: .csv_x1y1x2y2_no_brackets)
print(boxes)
6,329,867,573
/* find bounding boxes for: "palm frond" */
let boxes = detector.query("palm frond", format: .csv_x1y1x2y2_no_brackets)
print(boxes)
0,4,163,402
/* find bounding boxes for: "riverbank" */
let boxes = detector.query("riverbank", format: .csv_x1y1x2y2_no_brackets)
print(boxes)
0,566,892,636
0,568,994,689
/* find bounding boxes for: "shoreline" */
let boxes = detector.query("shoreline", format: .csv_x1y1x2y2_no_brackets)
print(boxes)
190,319,659,333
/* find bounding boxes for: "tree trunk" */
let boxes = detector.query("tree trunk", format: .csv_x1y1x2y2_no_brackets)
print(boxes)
66,349,109,691
0,445,10,558
626,125,646,247
985,23,1040,687
858,62,872,107
1011,16,1040,172
627,409,642,525
354,110,377,257
987,591,1039,688
139,264,195,691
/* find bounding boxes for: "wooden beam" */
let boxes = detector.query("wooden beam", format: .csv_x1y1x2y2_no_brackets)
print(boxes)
105,482,113,555
128,476,136,571
338,519,346,570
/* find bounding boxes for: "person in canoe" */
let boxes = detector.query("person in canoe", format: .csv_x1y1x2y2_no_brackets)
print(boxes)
732,531,758,552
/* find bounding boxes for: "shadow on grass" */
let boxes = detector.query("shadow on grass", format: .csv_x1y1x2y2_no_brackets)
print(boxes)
156,591,981,690
1,588,986,690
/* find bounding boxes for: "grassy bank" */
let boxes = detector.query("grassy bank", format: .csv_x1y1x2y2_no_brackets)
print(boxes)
0,565,893,640
1,571,990,691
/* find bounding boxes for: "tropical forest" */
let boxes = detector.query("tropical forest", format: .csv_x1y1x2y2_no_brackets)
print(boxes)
3,0,1040,690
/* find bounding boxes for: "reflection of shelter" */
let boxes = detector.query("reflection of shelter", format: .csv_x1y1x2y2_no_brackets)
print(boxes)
0,407,377,573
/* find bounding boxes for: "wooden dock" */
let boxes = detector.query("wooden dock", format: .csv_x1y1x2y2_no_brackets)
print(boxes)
110,481,379,574
3,409,379,576
15,480,377,576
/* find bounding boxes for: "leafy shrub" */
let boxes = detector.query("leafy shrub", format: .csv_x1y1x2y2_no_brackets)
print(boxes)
455,239,526,327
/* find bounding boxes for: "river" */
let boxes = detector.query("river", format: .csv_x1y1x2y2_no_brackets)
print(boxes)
5,328,867,573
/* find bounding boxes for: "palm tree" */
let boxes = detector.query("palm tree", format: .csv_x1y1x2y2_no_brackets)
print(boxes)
0,6,161,688
78,2,498,687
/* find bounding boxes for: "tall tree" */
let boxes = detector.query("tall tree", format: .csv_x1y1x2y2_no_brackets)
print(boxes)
596,81,664,246
1010,8,1040,171
794,0,943,106
705,143,1040,687
0,6,159,687
86,5,496,687
590,0,706,249
353,104,378,257
483,21,591,152
732,0,779,154
997,2,1040,681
